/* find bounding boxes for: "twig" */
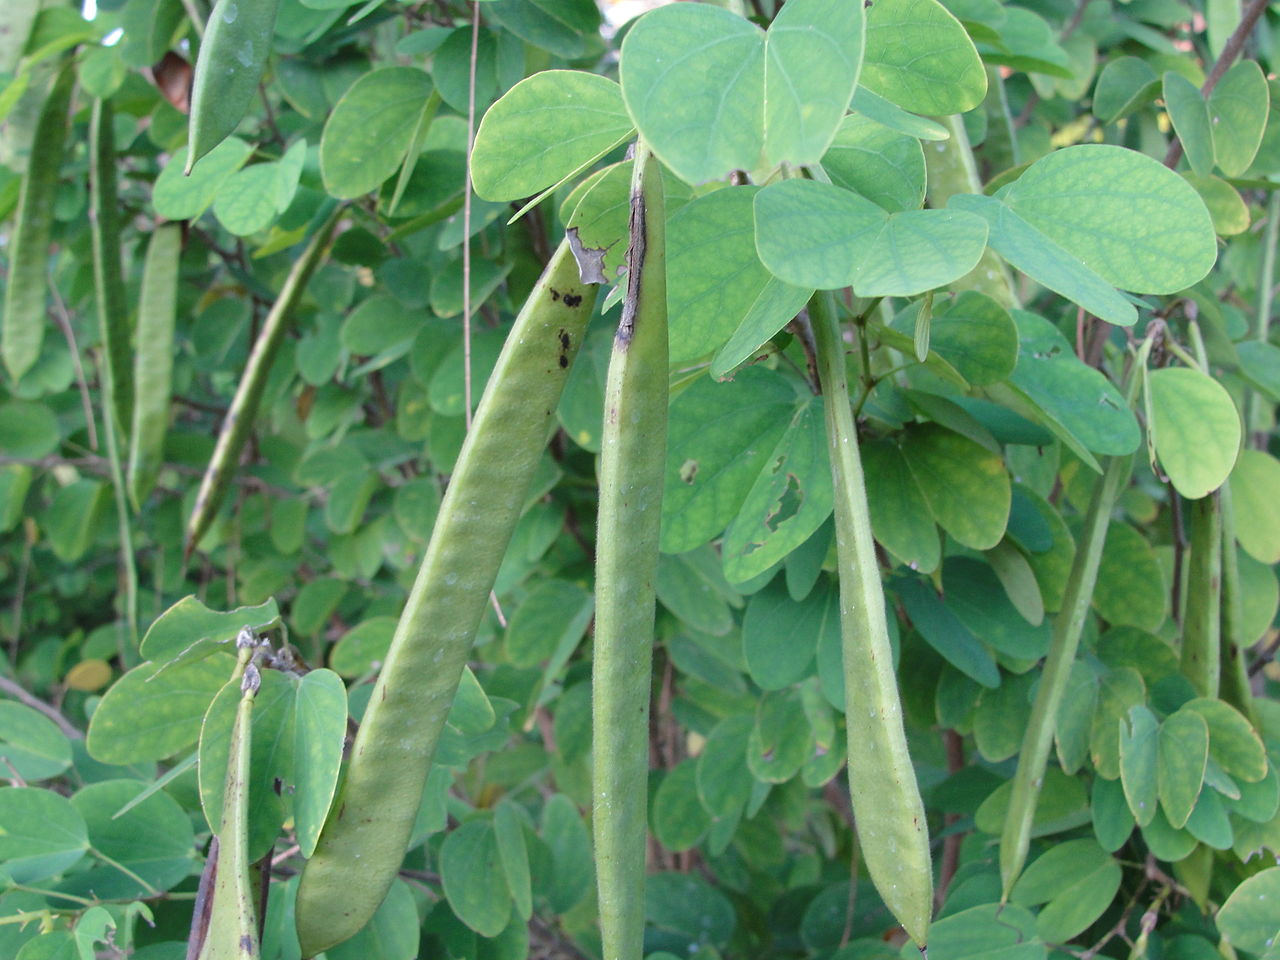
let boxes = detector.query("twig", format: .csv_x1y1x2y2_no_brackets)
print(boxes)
0,453,304,502
1164,0,1271,169
48,286,98,451
0,674,83,738
7,522,32,669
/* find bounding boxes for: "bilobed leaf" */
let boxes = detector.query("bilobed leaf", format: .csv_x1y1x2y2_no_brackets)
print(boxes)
0,702,71,781
152,139,253,220
951,192,1137,326
472,71,634,202
619,3,765,185
1163,72,1215,177
0,788,88,882
140,595,281,665
925,291,1019,386
1092,56,1160,123
1208,60,1270,177
661,367,796,554
1119,705,1159,826
1089,667,1146,780
901,424,1010,550
721,397,834,583
926,903,1045,960
821,114,925,213
862,439,940,572
861,0,986,114
1011,839,1121,943
762,0,865,167
1229,450,1280,565
944,557,1050,661
291,669,347,858
86,655,236,764
755,179,988,296
1182,697,1268,783
321,67,434,199
1148,366,1240,498
666,187,810,367
895,577,1000,688
992,145,1217,295
442,820,512,937
1218,868,1280,956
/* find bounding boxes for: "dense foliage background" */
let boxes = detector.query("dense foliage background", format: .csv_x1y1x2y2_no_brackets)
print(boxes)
0,0,1279,957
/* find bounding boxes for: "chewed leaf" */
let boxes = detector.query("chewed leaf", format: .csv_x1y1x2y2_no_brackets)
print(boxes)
140,595,281,667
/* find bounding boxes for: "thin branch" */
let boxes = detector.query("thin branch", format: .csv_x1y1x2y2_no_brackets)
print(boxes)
48,287,98,451
0,675,83,738
1164,0,1271,168
0,453,304,502
462,0,481,430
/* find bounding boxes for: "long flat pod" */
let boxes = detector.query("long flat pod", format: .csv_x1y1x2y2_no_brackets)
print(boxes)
810,291,932,948
185,206,341,556
89,99,134,437
127,223,183,510
592,146,667,960
2,63,75,381
1181,492,1222,697
999,449,1134,896
295,239,598,956
187,0,284,171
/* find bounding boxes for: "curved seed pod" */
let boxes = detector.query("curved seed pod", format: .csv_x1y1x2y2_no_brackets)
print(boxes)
187,0,284,172
1217,485,1258,727
592,145,667,960
194,648,260,960
810,291,932,948
185,205,341,557
2,63,74,381
127,223,182,510
295,239,598,956
1181,492,1222,697
999,448,1134,897
89,98,134,436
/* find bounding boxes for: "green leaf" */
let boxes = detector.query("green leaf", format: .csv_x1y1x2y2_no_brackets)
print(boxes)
861,0,986,114
657,549,736,636
441,819,512,937
330,616,398,677
1184,172,1250,235
722,397,833,583
1092,56,1160,123
506,579,593,668
822,114,925,213
540,794,593,914
212,156,295,237
979,7,1073,78
862,439,940,572
746,688,809,783
991,145,1217,295
1090,666,1146,779
646,872,737,948
1091,774,1134,852
1164,72,1215,177
1012,839,1122,943
762,0,866,167
0,400,59,458
484,0,596,58
696,714,754,819
321,67,434,199
471,70,633,202
0,787,87,882
973,672,1034,762
1229,450,1280,564
1119,704,1159,826
152,139,253,221
619,3,764,185
1057,661,1099,775
927,903,1045,960
652,760,711,852
44,480,109,563
1237,341,1280,402
493,801,532,921
944,557,1051,661
896,578,999,687
198,669,296,860
1148,366,1240,498
1217,868,1280,955
140,595,281,665
62,780,193,899
951,191,1137,326
742,578,829,690
1207,60,1270,177
754,179,988,296
924,291,1018,387
291,669,347,858
1185,785,1234,849
86,655,235,764
666,186,811,368
1181,697,1268,783
849,86,949,140
0,701,71,781
976,767,1089,837
901,424,1010,550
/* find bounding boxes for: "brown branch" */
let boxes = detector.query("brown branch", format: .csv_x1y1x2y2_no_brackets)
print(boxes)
0,453,304,502
0,674,83,738
1164,0,1271,169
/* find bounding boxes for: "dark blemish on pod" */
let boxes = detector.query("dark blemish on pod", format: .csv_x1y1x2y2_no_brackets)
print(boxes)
549,287,561,301
559,356,569,368
563,292,583,308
